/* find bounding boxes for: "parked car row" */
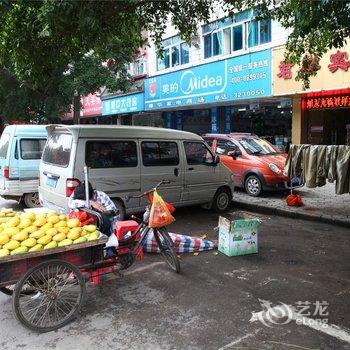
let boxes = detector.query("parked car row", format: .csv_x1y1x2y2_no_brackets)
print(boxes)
0,124,290,212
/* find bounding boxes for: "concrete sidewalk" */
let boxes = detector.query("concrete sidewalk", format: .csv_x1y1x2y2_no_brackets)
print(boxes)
232,182,350,228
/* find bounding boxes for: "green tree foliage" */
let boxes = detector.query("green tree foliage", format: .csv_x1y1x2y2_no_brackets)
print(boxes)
0,0,348,122
228,0,350,88
0,0,213,122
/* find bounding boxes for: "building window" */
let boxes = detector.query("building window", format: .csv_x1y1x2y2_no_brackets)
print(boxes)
232,25,243,51
134,59,145,76
157,48,170,70
202,13,271,58
212,31,222,56
223,28,231,55
248,19,271,47
204,34,212,59
157,36,190,71
171,46,180,67
180,43,189,64
260,19,272,44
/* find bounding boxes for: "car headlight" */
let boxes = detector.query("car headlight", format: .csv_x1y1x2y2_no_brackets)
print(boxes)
269,163,281,174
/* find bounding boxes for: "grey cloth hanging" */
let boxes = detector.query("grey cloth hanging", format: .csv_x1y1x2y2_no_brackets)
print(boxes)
284,144,350,195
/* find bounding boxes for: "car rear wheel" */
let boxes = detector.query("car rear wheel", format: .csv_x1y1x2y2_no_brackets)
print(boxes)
245,175,262,197
23,192,41,208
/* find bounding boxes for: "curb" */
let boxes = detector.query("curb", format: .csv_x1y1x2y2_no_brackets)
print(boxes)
232,200,350,228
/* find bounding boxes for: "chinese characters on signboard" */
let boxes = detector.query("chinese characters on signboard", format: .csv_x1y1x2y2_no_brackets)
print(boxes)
305,95,350,109
145,50,272,110
328,50,350,73
277,61,294,79
102,93,144,116
82,93,102,116
277,49,350,80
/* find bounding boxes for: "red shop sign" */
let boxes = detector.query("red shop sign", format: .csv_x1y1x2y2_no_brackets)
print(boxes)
82,93,102,116
305,95,350,109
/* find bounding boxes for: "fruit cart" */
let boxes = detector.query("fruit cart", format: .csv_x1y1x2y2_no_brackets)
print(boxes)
0,179,180,333
0,237,108,333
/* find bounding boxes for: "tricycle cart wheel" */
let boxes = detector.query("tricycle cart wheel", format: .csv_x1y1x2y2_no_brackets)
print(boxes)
154,228,180,273
12,260,86,333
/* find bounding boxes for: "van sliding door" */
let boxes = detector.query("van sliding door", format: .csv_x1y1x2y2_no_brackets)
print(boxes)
85,140,141,209
140,140,183,206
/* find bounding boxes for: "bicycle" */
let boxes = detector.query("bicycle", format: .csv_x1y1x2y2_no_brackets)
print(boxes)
123,180,180,273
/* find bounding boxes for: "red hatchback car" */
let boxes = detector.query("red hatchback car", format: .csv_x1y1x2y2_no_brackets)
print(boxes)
203,133,289,196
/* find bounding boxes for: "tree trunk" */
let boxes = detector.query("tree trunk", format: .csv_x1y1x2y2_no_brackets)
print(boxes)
73,91,80,124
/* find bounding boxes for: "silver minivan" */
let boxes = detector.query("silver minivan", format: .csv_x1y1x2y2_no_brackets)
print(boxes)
38,125,234,216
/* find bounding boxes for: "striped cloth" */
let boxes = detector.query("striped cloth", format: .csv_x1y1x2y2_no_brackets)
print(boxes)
143,231,217,253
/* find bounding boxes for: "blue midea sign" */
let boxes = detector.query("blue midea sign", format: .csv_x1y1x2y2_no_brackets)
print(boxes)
145,50,271,110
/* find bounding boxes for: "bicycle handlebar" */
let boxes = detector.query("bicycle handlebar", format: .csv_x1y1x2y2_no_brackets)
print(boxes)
125,180,171,202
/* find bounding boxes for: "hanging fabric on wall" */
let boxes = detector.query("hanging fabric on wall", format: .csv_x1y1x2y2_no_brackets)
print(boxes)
284,144,350,195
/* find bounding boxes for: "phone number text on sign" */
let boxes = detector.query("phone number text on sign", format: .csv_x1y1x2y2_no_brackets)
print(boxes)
232,72,267,84
234,89,265,98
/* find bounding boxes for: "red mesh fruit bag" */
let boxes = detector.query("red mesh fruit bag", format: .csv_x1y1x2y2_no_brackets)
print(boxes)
149,190,175,228
67,210,96,225
285,193,303,207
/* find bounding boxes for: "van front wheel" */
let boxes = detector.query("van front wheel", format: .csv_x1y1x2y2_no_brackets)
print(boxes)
23,193,41,208
211,188,231,213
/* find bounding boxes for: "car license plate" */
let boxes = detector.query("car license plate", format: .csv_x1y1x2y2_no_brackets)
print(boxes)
46,177,57,188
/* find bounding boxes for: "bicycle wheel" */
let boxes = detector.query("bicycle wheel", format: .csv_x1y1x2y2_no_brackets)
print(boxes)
153,228,180,273
13,260,85,333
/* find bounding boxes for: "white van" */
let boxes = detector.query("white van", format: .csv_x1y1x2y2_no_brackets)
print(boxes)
0,125,47,207
38,125,234,217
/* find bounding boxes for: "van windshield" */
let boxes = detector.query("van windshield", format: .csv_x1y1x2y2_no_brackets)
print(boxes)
0,133,10,158
42,133,72,167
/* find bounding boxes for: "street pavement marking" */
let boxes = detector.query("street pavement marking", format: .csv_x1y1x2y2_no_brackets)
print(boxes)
265,341,318,350
250,302,350,344
218,329,261,350
123,261,165,276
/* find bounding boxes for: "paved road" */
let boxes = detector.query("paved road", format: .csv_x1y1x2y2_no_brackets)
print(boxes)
0,198,349,350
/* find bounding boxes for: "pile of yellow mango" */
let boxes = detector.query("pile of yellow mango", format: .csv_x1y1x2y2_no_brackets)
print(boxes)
0,209,100,257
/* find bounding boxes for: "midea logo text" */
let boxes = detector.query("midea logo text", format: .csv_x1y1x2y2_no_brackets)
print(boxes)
179,70,223,95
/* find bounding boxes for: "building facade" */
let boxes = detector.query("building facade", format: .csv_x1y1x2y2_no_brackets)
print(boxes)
78,6,349,147
141,8,293,149
272,44,350,146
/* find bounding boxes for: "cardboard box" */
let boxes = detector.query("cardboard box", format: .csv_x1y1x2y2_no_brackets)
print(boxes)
218,214,260,257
